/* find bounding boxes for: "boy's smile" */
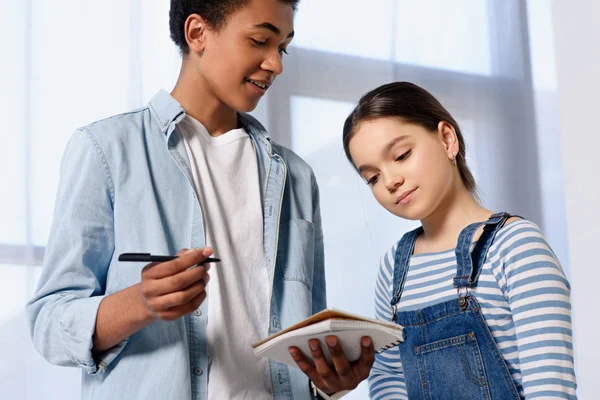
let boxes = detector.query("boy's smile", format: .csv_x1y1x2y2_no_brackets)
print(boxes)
195,0,295,113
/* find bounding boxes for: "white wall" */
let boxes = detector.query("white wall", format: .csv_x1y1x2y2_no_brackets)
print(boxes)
552,0,600,397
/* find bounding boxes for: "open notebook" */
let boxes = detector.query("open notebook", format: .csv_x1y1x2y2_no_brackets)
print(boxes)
252,309,405,368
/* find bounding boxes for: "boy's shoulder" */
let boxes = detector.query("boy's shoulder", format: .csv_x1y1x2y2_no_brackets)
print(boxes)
72,90,185,143
79,105,152,141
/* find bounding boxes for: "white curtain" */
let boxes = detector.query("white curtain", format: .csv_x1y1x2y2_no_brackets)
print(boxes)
0,1,566,399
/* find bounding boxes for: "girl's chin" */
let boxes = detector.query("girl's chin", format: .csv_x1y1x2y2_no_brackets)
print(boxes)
389,203,431,221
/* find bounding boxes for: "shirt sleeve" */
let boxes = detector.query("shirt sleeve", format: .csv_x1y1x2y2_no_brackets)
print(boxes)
26,127,127,374
368,248,408,400
311,172,327,315
493,220,577,399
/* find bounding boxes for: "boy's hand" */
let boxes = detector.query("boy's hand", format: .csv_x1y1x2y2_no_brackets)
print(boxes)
139,248,213,321
289,336,375,394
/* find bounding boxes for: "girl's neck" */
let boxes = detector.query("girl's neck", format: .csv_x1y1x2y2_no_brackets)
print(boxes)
171,61,238,137
417,186,493,254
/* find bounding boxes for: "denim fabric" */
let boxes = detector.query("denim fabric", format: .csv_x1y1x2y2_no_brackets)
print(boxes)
390,213,521,400
27,90,326,400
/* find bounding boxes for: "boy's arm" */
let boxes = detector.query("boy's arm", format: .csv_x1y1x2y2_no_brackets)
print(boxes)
92,248,212,352
311,173,327,314
26,128,120,373
26,129,212,373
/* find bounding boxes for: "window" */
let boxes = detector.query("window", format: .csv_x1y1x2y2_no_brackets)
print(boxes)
268,3,567,396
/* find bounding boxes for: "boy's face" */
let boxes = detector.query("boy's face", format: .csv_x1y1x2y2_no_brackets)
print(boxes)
197,0,295,113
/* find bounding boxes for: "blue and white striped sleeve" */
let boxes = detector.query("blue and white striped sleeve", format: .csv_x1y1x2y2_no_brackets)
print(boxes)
493,220,577,399
368,246,408,400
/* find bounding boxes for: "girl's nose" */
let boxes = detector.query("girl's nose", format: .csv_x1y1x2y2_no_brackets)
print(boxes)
385,174,404,192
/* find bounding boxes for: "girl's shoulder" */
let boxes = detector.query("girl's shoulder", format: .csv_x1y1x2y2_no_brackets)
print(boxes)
486,217,563,276
489,217,547,253
378,217,550,273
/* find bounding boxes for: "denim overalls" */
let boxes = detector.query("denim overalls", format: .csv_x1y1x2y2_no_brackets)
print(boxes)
391,212,521,399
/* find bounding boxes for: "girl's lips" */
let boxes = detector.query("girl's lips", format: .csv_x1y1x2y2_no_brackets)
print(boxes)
396,188,417,204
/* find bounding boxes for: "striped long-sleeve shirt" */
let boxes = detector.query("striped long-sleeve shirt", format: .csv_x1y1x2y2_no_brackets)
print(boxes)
369,219,577,399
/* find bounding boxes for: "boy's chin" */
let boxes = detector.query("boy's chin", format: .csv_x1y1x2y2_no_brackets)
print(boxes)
229,97,261,114
238,102,260,113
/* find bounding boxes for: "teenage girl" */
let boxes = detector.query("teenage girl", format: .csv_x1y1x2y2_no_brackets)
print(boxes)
341,82,577,399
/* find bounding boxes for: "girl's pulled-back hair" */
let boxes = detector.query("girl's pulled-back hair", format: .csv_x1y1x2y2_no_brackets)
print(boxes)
342,81,477,195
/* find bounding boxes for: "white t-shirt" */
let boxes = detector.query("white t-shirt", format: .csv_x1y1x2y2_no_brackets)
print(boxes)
179,115,272,400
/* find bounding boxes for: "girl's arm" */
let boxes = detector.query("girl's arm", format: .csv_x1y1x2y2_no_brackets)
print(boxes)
368,348,407,400
495,220,577,399
368,250,408,400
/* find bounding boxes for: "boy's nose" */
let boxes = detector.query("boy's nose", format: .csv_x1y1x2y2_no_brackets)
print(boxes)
262,51,284,76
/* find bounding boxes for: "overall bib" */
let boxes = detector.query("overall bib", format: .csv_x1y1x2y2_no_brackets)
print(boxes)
391,212,521,399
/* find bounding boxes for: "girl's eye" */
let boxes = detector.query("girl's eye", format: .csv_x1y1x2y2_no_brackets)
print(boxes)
278,48,289,55
367,174,379,186
396,150,411,162
252,39,266,46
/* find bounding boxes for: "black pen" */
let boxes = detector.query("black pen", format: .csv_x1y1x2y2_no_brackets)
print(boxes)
118,253,220,264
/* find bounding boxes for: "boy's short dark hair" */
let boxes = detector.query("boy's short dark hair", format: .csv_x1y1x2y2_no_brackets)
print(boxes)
170,0,300,54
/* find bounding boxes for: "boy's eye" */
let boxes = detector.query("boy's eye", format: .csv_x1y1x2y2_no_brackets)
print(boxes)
366,174,379,185
396,150,411,162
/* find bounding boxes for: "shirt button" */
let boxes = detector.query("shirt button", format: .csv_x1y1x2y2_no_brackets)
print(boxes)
194,367,203,376
194,309,202,316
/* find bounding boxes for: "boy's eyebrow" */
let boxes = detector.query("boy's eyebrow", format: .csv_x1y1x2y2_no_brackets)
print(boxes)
251,22,295,39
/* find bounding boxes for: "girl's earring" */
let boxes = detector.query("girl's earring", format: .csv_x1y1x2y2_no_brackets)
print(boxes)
451,155,457,166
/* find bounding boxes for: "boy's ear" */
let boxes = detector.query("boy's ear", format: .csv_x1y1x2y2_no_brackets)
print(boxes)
437,121,459,159
184,14,208,55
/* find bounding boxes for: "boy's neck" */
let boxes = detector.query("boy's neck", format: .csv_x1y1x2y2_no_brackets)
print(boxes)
171,63,239,137
418,185,493,252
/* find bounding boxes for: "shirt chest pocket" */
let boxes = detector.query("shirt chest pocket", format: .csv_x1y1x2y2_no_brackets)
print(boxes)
276,219,315,291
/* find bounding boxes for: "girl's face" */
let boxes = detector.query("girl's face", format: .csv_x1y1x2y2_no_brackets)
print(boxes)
348,117,459,221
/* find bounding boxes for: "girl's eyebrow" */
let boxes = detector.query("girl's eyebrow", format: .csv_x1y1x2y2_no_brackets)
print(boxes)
357,163,375,174
357,135,410,173
381,135,409,156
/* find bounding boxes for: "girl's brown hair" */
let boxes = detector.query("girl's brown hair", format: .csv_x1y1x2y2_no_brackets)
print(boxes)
342,81,477,194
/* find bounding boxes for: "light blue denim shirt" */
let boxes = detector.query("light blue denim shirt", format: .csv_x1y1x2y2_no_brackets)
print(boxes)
27,90,326,400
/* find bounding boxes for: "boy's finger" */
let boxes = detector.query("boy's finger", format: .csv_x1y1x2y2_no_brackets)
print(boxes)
289,346,323,386
358,336,375,377
145,248,213,279
325,336,352,380
309,339,337,385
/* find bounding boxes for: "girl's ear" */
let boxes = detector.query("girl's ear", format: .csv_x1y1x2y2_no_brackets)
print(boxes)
437,121,459,161
185,14,208,55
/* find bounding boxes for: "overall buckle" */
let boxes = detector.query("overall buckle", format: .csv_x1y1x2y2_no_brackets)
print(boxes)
457,287,469,310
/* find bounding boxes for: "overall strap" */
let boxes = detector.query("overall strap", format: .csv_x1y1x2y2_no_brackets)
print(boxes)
453,212,512,289
390,227,422,319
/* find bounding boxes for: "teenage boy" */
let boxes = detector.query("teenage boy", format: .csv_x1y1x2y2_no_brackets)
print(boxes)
27,1,334,398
